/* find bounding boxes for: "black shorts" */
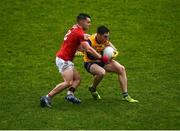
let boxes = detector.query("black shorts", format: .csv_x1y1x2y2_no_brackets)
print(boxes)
84,62,105,73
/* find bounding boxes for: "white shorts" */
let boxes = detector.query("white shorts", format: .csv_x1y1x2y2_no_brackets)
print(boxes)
56,57,74,73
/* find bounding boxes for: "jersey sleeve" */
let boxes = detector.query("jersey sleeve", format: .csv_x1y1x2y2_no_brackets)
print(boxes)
85,40,97,60
87,39,92,46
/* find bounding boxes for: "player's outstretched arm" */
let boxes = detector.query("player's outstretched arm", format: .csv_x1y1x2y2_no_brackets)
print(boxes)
81,41,101,59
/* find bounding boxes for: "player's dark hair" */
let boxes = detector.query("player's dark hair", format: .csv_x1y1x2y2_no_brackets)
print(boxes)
97,25,110,35
77,13,91,22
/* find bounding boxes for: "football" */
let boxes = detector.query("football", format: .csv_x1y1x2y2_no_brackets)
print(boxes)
103,46,115,62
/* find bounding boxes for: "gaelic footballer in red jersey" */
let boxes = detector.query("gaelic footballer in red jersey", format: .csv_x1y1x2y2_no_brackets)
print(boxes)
56,24,87,61
40,13,103,107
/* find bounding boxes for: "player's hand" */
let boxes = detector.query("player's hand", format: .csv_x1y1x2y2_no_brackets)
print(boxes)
100,55,109,63
112,50,119,59
84,34,91,40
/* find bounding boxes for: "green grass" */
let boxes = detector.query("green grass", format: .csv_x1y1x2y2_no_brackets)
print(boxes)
0,0,180,129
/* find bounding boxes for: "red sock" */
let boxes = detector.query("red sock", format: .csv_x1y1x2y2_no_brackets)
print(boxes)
47,93,52,98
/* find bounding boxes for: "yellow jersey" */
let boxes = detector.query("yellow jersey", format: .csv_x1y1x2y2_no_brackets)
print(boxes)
83,34,110,62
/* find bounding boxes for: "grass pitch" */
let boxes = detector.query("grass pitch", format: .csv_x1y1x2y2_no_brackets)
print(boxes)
0,0,179,129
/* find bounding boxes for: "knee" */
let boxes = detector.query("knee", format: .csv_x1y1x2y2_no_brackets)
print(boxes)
118,65,126,74
65,81,73,87
97,70,106,77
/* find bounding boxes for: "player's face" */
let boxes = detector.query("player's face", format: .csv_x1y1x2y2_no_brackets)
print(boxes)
98,32,109,44
82,17,91,31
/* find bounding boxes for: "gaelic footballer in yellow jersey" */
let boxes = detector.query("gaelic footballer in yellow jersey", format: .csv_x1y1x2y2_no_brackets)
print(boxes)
83,33,111,62
84,25,138,103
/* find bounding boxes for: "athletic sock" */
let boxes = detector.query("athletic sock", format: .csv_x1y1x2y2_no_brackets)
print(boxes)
67,87,75,95
122,92,128,98
46,94,52,99
89,85,96,92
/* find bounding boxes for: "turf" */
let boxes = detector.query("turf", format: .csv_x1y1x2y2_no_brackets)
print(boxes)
0,0,180,129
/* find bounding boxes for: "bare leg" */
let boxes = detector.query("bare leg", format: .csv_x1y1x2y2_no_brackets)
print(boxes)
65,68,81,104
89,64,106,89
71,69,81,89
104,60,127,93
104,60,138,102
87,63,105,99
48,68,74,98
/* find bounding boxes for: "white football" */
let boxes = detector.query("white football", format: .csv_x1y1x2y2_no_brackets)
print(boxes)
103,46,114,60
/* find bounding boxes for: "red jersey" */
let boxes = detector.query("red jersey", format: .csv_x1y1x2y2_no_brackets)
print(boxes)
56,24,85,61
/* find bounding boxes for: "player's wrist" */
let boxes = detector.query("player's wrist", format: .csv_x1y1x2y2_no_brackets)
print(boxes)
97,54,102,60
98,55,108,63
